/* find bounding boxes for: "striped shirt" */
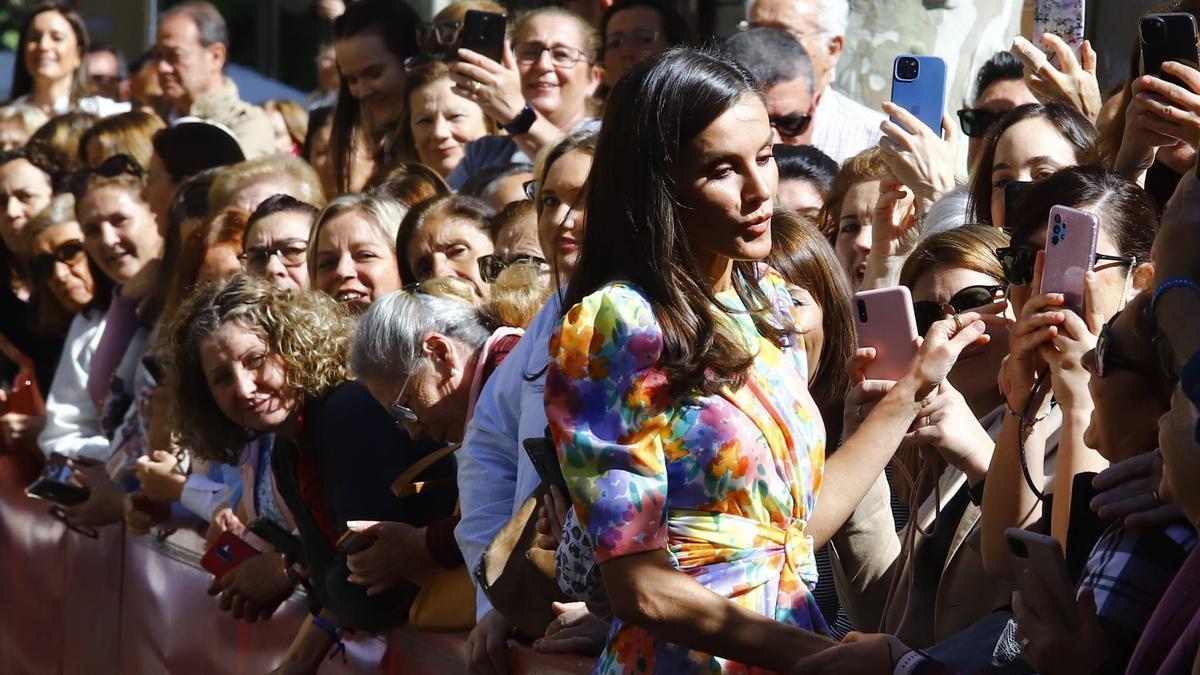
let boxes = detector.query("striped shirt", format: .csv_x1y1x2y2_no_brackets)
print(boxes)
810,86,887,164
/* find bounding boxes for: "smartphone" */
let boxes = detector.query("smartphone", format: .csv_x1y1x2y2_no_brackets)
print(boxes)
853,287,920,382
890,55,948,136
1040,205,1098,316
1004,180,1032,225
201,531,261,578
25,453,89,506
247,517,304,564
1140,13,1200,87
523,434,568,494
1033,0,1086,57
1005,528,1076,610
461,10,507,64
335,528,378,556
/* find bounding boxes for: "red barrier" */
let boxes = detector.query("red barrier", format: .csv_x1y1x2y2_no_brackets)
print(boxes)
0,482,68,674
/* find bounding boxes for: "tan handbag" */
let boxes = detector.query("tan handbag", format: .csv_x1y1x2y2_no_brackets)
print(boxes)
391,444,476,632
477,484,570,639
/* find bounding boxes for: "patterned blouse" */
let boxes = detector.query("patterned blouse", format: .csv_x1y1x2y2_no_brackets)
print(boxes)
545,271,828,674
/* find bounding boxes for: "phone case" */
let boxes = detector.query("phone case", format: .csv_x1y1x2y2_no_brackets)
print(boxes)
335,530,377,556
1141,13,1200,86
523,437,568,493
201,531,261,578
853,287,919,382
461,10,507,64
1040,205,1098,316
24,454,89,505
1033,0,1086,55
890,55,948,135
1005,528,1076,610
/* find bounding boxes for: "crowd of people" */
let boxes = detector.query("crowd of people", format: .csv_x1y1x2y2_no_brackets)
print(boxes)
4,0,1200,673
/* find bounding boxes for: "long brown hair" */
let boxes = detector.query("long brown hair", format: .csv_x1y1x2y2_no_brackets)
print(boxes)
9,2,91,104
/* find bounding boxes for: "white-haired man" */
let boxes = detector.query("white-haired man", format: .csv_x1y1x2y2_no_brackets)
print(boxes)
744,0,883,162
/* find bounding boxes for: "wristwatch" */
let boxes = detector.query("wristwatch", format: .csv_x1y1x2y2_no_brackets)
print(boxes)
502,102,537,136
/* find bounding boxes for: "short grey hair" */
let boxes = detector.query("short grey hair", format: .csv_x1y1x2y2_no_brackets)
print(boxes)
814,0,849,38
920,186,970,238
308,193,407,281
350,290,493,382
163,1,230,50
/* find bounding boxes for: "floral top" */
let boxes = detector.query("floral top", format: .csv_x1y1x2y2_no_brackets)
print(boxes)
545,271,828,674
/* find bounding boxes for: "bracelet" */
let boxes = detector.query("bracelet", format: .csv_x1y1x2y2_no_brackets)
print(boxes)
310,612,348,663
1150,277,1200,323
893,649,931,675
1005,398,1048,432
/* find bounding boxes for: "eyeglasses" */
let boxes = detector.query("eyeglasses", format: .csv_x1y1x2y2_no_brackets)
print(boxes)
995,245,1136,287
389,375,418,426
912,285,1006,336
604,29,660,52
1092,314,1141,378
67,153,144,197
29,240,87,280
770,112,813,139
417,20,463,48
957,108,1005,139
239,241,308,271
514,42,590,68
477,253,549,283
522,179,536,201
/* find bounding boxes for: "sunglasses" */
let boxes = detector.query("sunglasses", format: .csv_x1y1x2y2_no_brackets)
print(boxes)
416,20,463,48
995,245,1136,287
67,153,144,197
30,240,87,280
477,253,549,283
1092,314,1141,378
239,241,308,271
912,285,1006,336
770,112,813,139
957,108,1005,138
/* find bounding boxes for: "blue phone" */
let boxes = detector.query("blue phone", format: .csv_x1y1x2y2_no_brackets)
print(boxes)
890,55,948,136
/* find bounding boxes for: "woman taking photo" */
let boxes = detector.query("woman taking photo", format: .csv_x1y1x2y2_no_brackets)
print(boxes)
8,2,126,117
545,48,1002,672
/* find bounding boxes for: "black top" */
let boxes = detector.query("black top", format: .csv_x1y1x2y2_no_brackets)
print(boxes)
271,380,458,632
0,280,64,393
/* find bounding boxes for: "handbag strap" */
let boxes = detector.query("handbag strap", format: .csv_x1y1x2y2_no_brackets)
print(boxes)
391,444,459,498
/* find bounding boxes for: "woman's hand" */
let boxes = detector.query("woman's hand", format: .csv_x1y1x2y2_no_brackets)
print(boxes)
1090,450,1181,526
1003,252,1066,410
135,450,186,504
62,460,126,528
904,309,1006,400
901,380,993,482
205,507,246,547
534,486,569,552
1013,573,1108,675
450,44,527,127
124,490,170,535
208,551,294,622
1114,64,1200,180
1038,271,1102,412
1012,35,1102,122
466,609,512,675
878,104,959,210
789,632,911,675
861,175,922,291
532,602,609,655
840,348,896,438
345,521,432,595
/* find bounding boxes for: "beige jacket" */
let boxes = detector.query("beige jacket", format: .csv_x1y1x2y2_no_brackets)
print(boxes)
829,407,1016,647
187,78,276,160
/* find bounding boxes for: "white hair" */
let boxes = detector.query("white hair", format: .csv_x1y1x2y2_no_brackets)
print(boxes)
350,290,492,382
920,186,970,238
813,0,849,38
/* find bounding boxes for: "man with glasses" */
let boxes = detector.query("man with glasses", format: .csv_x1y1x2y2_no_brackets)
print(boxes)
722,28,817,148
743,0,883,163
959,51,1038,166
85,44,128,102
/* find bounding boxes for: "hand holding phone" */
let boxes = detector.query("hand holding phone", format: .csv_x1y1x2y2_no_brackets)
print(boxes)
1040,205,1099,316
1005,528,1075,609
337,520,381,556
1140,13,1200,87
201,531,261,578
853,287,920,382
461,10,507,64
25,453,90,505
889,55,948,136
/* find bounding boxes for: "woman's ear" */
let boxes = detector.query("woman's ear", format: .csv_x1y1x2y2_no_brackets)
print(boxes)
1132,261,1155,293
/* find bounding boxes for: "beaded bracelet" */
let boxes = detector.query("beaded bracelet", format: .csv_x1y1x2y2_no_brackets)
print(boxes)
310,612,347,663
1005,399,1048,433
1150,277,1200,323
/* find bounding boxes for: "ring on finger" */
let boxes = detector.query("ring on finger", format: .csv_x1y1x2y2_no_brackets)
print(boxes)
471,80,481,92
953,314,963,332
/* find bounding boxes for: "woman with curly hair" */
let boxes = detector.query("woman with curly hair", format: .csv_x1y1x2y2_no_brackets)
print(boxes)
166,273,457,671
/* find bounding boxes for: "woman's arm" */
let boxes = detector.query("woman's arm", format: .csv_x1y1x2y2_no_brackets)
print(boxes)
601,550,836,669
981,404,1051,579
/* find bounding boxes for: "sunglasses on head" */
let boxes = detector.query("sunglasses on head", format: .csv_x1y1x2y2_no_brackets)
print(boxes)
957,108,1005,138
67,153,144,197
477,253,549,284
770,112,813,139
912,285,1006,336
995,245,1137,287
30,240,87,280
416,20,463,47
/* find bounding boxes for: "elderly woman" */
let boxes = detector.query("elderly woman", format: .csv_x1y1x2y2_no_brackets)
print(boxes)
167,274,457,671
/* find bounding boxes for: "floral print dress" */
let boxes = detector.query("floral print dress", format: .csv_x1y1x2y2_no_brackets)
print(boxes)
545,271,828,674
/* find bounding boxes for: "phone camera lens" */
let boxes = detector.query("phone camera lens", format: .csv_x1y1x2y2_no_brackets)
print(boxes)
1144,17,1167,45
856,299,868,322
896,56,919,82
1053,213,1062,224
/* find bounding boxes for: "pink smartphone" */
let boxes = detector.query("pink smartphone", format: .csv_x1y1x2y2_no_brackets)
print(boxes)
853,286,919,381
1033,0,1086,57
1040,205,1098,316
1006,528,1076,610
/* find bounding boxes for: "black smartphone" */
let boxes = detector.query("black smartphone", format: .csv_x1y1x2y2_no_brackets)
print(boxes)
25,453,90,506
1004,180,1032,225
522,435,568,494
1140,13,1199,86
461,10,507,64
247,517,305,564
